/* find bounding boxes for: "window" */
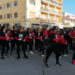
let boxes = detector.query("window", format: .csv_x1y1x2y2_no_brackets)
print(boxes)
7,14,10,18
30,0,35,5
14,1,17,6
7,14,12,19
14,13,18,18
0,6,2,10
0,15,2,19
7,3,11,8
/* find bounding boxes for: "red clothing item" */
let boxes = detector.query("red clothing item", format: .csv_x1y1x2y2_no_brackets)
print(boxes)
53,33,60,43
28,32,34,39
59,37,66,45
69,30,75,38
1,36,7,40
72,60,75,64
24,35,29,41
57,32,60,38
15,37,18,40
34,32,43,41
8,31,13,39
43,30,48,37
34,35,42,41
23,35,30,42
53,38,60,42
1,33,9,40
49,31,60,43
49,31,55,34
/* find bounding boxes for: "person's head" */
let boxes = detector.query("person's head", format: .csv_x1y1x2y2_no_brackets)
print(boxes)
13,26,17,31
19,26,23,32
37,27,41,33
47,27,50,31
29,27,33,32
0,26,2,30
73,27,75,31
7,27,10,30
52,26,58,33
2,26,7,32
60,34,64,37
22,27,25,32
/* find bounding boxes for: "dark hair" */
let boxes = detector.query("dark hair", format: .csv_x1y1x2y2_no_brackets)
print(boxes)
52,26,58,31
1,26,6,32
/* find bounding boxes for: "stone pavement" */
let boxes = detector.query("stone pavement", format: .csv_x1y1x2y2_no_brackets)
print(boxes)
0,50,75,75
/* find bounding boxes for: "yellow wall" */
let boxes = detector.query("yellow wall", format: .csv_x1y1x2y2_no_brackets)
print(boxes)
41,0,62,24
0,0,26,27
0,0,62,28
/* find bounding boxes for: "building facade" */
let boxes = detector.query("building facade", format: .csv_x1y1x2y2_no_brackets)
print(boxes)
62,12,75,27
41,0,62,26
0,0,62,28
0,0,26,28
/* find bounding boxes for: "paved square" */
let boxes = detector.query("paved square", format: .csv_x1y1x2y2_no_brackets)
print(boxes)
0,50,75,75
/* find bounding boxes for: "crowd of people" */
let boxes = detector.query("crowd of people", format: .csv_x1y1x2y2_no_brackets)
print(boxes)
0,25,75,67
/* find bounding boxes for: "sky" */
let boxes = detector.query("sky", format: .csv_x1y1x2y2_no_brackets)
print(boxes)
63,0,75,14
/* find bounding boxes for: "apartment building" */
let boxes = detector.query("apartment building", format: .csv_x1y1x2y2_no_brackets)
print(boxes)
0,0,26,27
0,0,41,28
0,0,62,28
41,0,62,26
62,12,75,27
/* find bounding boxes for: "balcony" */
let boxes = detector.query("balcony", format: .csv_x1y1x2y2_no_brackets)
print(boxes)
41,0,49,4
41,0,62,7
49,10,61,16
50,0,62,7
41,7,49,13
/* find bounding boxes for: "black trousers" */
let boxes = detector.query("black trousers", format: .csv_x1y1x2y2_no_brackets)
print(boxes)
72,41,75,60
16,41,27,58
1,40,9,57
0,39,2,50
72,51,75,60
35,39,38,50
28,39,33,51
11,39,17,53
45,43,60,64
35,39,44,52
68,38,73,49
59,44,65,56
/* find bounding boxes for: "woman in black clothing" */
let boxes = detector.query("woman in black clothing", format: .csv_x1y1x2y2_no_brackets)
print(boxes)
16,27,28,59
1,26,10,59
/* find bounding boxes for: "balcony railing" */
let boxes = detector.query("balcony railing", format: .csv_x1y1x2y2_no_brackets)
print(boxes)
41,0,62,6
41,7,49,12
49,9,61,15
50,0,62,6
41,8,61,15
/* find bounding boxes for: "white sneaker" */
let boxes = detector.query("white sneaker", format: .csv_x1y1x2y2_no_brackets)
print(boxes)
63,54,67,57
26,52,28,55
59,56,62,59
30,51,34,55
41,54,45,57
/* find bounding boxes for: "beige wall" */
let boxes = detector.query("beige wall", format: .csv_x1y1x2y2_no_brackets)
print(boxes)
0,0,26,27
0,0,62,28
